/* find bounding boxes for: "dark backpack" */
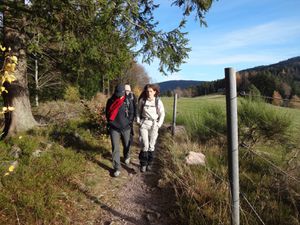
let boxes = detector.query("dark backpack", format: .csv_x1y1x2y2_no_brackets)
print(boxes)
124,93,137,119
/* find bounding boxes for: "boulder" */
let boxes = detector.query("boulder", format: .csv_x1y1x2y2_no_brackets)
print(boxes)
185,151,206,166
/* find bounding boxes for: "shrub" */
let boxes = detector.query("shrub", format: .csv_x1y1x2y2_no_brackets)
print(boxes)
183,104,226,143
32,100,84,124
239,99,292,146
81,92,108,135
64,85,81,102
248,84,262,101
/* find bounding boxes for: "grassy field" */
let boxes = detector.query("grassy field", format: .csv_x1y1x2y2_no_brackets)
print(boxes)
162,95,226,122
162,94,300,131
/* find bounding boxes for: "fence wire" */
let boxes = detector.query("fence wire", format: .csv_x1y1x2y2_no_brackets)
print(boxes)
240,192,265,225
171,91,300,224
240,92,300,103
241,144,300,183
205,165,266,225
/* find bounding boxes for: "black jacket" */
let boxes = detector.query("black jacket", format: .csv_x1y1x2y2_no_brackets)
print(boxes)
126,92,137,120
105,95,134,131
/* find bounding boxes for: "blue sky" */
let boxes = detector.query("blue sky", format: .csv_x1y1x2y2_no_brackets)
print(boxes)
138,0,300,83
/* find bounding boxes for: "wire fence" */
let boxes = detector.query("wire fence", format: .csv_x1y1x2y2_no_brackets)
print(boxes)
171,91,300,224
203,125,268,224
239,92,300,103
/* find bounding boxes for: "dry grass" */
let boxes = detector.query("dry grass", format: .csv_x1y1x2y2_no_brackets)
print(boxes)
157,127,231,225
158,105,299,225
32,100,84,124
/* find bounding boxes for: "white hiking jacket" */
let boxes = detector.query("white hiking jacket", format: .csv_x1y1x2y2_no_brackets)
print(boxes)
137,97,165,128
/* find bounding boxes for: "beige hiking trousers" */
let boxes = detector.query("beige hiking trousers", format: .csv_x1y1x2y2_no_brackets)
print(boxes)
139,119,159,152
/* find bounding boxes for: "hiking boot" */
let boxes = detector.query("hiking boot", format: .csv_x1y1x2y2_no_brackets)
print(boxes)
140,166,147,173
113,170,120,177
146,164,152,171
124,157,130,165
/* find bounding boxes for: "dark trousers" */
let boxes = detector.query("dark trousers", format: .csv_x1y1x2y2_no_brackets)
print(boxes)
109,128,131,171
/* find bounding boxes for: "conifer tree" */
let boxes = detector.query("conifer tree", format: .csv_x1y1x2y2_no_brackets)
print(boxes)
0,0,214,136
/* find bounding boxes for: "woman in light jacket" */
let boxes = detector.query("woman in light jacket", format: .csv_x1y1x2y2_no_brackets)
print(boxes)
137,84,165,172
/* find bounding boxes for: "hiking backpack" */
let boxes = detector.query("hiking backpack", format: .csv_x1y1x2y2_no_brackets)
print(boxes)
139,97,160,116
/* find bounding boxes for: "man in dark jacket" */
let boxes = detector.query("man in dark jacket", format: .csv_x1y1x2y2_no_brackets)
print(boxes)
125,84,137,149
105,84,134,177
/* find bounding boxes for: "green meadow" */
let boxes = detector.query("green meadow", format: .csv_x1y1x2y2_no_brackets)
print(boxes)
162,95,226,120
163,94,300,135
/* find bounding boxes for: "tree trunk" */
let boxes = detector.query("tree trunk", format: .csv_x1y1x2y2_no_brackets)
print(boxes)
2,2,37,138
34,58,39,107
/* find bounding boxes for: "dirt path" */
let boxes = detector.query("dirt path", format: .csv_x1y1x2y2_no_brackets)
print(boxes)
91,141,178,225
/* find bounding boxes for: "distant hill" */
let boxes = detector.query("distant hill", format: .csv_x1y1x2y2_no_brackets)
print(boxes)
156,80,203,93
160,56,300,97
197,56,300,98
238,56,300,82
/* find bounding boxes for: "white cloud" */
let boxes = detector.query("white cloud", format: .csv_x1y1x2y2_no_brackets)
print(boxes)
219,21,300,48
187,19,300,66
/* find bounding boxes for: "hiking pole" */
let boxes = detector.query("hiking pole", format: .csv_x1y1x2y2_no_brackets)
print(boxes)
225,67,240,225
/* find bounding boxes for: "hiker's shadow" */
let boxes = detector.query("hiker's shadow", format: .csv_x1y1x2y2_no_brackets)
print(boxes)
50,130,102,153
89,154,137,176
121,159,137,175
104,152,138,175
71,181,140,224
86,154,115,176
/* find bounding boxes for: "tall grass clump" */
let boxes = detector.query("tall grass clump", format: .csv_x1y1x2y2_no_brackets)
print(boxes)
159,127,299,225
158,129,231,225
49,118,108,156
181,104,226,143
239,98,292,146
238,99,298,224
238,151,300,224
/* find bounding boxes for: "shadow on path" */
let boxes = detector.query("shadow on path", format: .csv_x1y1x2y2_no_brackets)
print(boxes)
69,180,144,225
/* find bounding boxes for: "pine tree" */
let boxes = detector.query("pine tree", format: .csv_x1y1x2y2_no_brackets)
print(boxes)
0,0,214,136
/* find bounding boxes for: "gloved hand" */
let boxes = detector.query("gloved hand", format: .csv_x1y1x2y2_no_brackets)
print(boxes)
136,117,141,125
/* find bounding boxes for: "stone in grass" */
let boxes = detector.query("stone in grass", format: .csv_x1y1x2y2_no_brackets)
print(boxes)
185,151,206,166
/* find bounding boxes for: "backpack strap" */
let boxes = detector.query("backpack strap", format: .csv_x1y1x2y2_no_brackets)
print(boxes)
140,99,146,116
140,97,160,117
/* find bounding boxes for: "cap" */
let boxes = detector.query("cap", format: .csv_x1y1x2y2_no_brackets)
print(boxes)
125,84,131,91
114,84,125,97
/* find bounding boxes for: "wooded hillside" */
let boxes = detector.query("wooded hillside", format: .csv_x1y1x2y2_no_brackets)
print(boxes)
176,56,300,100
237,56,300,98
